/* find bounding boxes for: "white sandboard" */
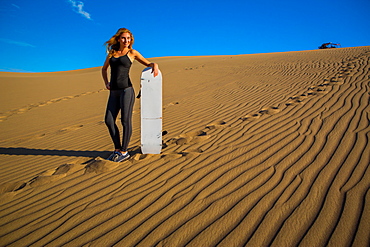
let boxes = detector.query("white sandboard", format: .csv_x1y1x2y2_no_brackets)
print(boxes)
141,67,162,154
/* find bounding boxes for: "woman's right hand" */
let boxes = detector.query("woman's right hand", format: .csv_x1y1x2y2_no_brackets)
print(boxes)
102,55,111,90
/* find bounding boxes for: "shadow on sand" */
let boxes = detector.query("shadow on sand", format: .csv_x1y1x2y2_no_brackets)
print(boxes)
0,147,144,159
0,147,109,158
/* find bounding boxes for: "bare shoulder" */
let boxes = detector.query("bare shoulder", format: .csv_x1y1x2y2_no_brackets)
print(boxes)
129,49,150,66
130,49,142,57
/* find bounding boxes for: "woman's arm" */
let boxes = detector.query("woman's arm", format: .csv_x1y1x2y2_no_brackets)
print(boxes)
101,56,110,89
131,50,159,77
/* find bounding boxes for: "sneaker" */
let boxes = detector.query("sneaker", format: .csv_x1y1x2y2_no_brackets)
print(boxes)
107,151,120,161
115,152,130,162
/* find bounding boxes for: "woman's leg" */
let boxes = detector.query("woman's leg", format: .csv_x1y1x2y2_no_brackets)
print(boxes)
120,87,135,152
105,90,122,150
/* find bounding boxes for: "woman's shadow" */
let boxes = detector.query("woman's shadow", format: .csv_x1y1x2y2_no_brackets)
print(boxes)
0,147,109,158
0,146,144,159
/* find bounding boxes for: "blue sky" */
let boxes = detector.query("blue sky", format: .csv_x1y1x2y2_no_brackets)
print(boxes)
0,0,369,72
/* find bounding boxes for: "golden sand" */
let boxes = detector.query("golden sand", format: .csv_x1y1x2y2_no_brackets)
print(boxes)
0,46,369,246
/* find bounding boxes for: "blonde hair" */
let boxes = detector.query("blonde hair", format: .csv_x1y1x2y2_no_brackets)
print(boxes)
104,28,134,58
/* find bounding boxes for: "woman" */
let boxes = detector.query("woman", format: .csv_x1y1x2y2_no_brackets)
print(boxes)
102,28,159,162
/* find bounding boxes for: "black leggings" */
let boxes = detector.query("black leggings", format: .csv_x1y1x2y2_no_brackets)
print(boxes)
105,87,135,151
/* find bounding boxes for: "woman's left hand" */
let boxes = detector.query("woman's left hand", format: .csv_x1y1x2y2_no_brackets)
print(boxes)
150,63,159,77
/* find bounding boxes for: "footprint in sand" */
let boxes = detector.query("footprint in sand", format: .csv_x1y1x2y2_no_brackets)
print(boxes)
39,101,54,107
206,120,227,130
241,106,280,121
84,157,121,174
241,113,262,121
160,152,185,161
338,63,356,77
286,95,307,105
184,65,205,70
161,148,203,161
0,181,27,193
329,76,344,85
259,106,281,115
183,147,204,154
308,85,329,95
58,124,84,133
29,163,82,187
131,153,152,161
16,107,30,114
288,89,324,104
167,130,210,146
163,102,179,111
1,90,104,122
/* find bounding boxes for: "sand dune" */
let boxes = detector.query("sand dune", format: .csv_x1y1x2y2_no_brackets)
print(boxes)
0,47,369,246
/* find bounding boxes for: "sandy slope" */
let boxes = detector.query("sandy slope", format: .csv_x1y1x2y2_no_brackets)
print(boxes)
0,47,369,246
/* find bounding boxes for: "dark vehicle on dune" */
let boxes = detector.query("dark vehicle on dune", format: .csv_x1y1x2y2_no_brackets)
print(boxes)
319,42,341,49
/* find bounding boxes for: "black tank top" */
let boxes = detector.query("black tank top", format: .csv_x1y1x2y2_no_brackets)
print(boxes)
109,53,132,90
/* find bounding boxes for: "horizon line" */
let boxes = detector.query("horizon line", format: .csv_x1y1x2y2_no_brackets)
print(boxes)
1,46,368,74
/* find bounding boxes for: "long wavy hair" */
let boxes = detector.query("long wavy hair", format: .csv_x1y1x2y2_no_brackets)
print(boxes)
104,28,134,58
